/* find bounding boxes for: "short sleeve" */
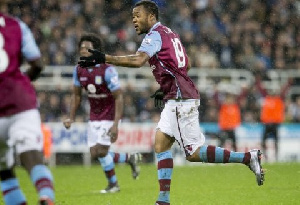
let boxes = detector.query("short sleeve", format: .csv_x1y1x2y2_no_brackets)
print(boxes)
72,66,80,87
104,66,121,92
137,31,162,58
18,20,41,61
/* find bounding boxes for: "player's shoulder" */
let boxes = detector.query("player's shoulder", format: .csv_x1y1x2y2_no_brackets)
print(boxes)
102,63,112,68
154,24,177,36
104,64,118,73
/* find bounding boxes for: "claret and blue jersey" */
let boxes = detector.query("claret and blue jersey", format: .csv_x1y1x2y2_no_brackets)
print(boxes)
0,14,41,117
73,64,121,121
137,22,199,100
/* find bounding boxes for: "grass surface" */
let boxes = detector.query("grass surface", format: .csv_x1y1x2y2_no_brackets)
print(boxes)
9,163,300,205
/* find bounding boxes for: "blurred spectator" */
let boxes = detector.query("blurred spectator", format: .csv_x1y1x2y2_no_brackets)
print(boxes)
255,75,293,161
41,123,53,163
123,94,138,122
12,0,298,128
6,0,298,69
213,85,250,151
287,96,300,123
194,43,219,69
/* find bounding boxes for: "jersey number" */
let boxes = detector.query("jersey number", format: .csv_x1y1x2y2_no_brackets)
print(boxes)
171,38,186,68
0,32,9,73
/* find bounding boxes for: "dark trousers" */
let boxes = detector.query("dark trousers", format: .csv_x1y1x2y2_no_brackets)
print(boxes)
262,123,279,160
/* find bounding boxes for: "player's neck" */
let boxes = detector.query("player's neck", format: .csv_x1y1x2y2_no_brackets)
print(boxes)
147,21,158,33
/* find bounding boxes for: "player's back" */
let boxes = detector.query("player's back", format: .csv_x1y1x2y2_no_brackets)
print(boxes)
0,13,38,117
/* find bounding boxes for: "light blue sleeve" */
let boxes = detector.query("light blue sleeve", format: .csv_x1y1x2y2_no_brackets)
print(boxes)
73,66,80,87
104,66,121,92
137,31,162,58
18,20,41,61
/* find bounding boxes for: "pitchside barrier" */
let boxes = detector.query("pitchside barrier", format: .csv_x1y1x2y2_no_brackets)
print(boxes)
46,122,300,166
31,66,300,97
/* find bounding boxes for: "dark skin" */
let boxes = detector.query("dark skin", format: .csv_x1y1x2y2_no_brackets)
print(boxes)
98,5,197,161
1,59,44,177
0,0,45,183
63,40,124,159
17,60,45,172
25,59,44,81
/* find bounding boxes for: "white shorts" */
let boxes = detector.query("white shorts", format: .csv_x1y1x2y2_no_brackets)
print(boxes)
87,120,116,147
0,109,43,167
157,99,205,156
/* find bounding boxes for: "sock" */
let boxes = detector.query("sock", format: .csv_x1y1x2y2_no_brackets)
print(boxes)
98,154,117,185
156,150,173,205
1,178,26,205
30,165,54,201
109,152,128,163
199,145,251,164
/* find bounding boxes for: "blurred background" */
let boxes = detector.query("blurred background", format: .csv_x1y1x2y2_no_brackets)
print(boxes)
8,0,300,164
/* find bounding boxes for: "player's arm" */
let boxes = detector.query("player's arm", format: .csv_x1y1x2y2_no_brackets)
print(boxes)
105,31,159,67
69,86,82,121
105,66,123,142
112,89,124,125
25,59,44,81
63,67,82,129
63,85,82,129
79,31,161,69
105,51,149,68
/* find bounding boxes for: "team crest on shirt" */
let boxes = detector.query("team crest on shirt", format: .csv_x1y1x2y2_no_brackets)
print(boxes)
95,76,102,85
87,84,96,93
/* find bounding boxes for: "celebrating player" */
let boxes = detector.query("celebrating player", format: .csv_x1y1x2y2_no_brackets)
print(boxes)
78,1,264,204
0,0,55,204
63,34,141,193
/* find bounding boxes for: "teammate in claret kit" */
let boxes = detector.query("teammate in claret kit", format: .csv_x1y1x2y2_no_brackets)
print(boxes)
78,1,265,204
63,33,141,194
0,0,55,204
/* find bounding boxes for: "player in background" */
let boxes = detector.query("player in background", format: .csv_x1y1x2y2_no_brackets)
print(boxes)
0,0,55,204
63,34,141,194
78,1,264,204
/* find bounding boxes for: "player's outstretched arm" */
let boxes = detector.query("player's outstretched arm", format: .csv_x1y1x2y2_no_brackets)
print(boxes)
79,49,150,68
25,59,44,81
105,51,150,68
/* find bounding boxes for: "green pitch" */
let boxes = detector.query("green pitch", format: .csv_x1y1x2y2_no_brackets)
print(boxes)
10,163,300,205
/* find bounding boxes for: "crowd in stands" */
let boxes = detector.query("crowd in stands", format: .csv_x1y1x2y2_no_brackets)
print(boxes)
7,0,300,124
8,0,300,71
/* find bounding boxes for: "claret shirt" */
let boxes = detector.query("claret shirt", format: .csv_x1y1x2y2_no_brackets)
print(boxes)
138,22,199,100
0,14,41,117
